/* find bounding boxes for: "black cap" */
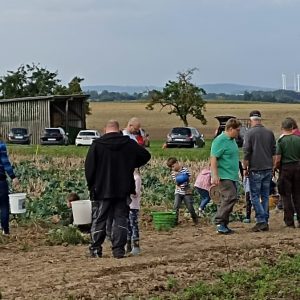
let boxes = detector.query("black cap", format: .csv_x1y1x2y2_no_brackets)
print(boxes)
249,110,261,119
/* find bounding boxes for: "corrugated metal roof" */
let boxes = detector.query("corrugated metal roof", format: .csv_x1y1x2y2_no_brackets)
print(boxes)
0,94,89,103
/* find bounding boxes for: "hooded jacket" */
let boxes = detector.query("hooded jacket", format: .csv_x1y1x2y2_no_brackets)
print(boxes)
85,132,151,199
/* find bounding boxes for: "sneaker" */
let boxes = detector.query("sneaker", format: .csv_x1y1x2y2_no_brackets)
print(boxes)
243,218,251,224
130,246,141,256
225,225,235,234
216,224,230,234
89,249,102,258
193,216,199,225
2,230,9,236
198,209,205,217
251,222,269,232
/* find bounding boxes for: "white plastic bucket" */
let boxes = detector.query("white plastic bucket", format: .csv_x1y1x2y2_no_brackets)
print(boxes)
9,193,27,214
71,200,92,225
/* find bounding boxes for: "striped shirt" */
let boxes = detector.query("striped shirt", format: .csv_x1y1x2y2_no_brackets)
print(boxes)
0,141,16,181
171,167,191,195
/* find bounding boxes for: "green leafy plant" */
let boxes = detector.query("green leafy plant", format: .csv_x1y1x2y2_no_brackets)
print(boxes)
47,226,89,245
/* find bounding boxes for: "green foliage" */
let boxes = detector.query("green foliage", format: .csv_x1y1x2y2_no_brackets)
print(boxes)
146,69,207,126
0,63,84,99
168,254,300,300
14,159,89,221
47,226,89,245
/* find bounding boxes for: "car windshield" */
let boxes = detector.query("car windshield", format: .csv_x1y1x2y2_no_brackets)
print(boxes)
11,128,27,134
79,132,96,136
171,128,191,136
45,129,61,134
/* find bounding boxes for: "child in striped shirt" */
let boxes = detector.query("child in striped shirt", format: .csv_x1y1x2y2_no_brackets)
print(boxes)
167,157,198,225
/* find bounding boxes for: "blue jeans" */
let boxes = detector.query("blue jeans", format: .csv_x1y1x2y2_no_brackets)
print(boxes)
249,169,272,224
195,187,211,210
0,181,10,234
127,209,139,241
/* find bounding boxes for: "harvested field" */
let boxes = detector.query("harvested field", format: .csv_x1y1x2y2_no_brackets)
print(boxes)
87,102,300,139
1,211,300,299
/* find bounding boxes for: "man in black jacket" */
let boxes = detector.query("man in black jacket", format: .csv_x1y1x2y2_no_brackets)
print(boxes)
85,120,151,258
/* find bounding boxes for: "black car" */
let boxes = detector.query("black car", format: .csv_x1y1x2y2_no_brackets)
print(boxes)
8,128,31,144
166,127,205,148
214,116,249,147
40,128,69,145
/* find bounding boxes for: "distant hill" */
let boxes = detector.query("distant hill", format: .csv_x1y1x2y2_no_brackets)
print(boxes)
83,85,159,94
83,84,276,95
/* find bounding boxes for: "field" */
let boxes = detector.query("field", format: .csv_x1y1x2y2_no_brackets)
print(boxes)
87,101,300,139
1,102,300,299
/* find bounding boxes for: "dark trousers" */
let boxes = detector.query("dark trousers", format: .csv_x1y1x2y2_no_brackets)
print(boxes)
127,209,139,241
0,181,9,234
215,180,238,226
90,198,128,258
279,163,300,226
245,192,252,219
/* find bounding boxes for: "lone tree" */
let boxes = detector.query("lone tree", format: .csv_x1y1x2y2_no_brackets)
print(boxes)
146,69,207,126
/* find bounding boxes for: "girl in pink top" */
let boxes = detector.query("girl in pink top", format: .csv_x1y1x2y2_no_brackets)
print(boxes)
194,166,212,216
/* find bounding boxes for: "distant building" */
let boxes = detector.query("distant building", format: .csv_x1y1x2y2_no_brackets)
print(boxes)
0,94,89,144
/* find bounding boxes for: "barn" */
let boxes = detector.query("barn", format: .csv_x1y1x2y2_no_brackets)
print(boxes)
0,94,89,144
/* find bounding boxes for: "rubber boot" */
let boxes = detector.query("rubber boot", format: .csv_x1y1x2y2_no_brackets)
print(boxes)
126,240,132,254
131,240,141,256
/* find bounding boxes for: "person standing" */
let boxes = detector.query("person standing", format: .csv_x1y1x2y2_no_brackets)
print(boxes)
122,117,142,142
275,117,300,228
243,110,276,232
85,120,151,258
210,118,241,234
0,139,19,235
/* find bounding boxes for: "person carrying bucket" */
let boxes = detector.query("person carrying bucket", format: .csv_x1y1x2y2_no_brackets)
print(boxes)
0,137,19,235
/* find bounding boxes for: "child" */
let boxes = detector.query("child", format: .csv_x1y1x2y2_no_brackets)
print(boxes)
126,169,142,255
243,177,252,223
166,157,198,225
66,192,91,233
194,165,212,216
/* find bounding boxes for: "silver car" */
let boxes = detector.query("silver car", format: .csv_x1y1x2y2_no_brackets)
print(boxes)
166,127,205,148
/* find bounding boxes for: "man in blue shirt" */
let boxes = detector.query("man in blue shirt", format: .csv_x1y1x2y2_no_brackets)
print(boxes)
0,140,19,235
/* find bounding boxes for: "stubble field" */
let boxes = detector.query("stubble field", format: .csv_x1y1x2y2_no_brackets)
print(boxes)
87,101,300,139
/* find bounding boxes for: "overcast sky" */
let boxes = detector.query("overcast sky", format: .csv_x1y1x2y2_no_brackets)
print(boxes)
0,0,299,88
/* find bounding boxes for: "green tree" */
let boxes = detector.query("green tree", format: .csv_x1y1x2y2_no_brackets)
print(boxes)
146,69,207,126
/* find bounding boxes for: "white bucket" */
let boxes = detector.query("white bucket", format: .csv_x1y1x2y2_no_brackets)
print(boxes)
9,193,27,214
71,200,92,225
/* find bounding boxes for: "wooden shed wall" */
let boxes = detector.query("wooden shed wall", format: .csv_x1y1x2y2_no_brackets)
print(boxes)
0,100,50,144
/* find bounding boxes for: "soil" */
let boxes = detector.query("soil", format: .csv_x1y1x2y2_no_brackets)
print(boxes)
1,210,300,300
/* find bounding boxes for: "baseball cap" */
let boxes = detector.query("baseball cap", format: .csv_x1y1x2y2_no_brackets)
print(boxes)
249,110,261,119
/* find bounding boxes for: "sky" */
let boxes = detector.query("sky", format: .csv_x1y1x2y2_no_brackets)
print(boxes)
0,0,299,89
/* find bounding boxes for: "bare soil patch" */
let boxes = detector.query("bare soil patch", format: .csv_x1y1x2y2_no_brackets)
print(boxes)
1,210,299,299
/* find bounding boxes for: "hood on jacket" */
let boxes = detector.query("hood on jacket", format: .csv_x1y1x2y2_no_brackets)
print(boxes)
93,132,131,151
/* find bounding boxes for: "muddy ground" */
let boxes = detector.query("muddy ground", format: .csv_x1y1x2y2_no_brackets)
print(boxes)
1,209,300,300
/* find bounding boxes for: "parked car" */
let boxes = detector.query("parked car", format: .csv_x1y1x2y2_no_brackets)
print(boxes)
7,128,31,145
166,127,205,148
75,130,101,146
40,127,69,145
214,116,249,147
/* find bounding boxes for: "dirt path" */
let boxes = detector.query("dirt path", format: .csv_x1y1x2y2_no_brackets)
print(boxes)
1,210,300,299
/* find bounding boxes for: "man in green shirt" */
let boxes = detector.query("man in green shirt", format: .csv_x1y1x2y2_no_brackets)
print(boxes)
211,118,241,234
275,117,300,228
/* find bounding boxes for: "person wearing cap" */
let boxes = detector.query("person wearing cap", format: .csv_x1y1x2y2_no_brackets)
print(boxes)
210,118,241,234
243,110,276,232
275,117,300,228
